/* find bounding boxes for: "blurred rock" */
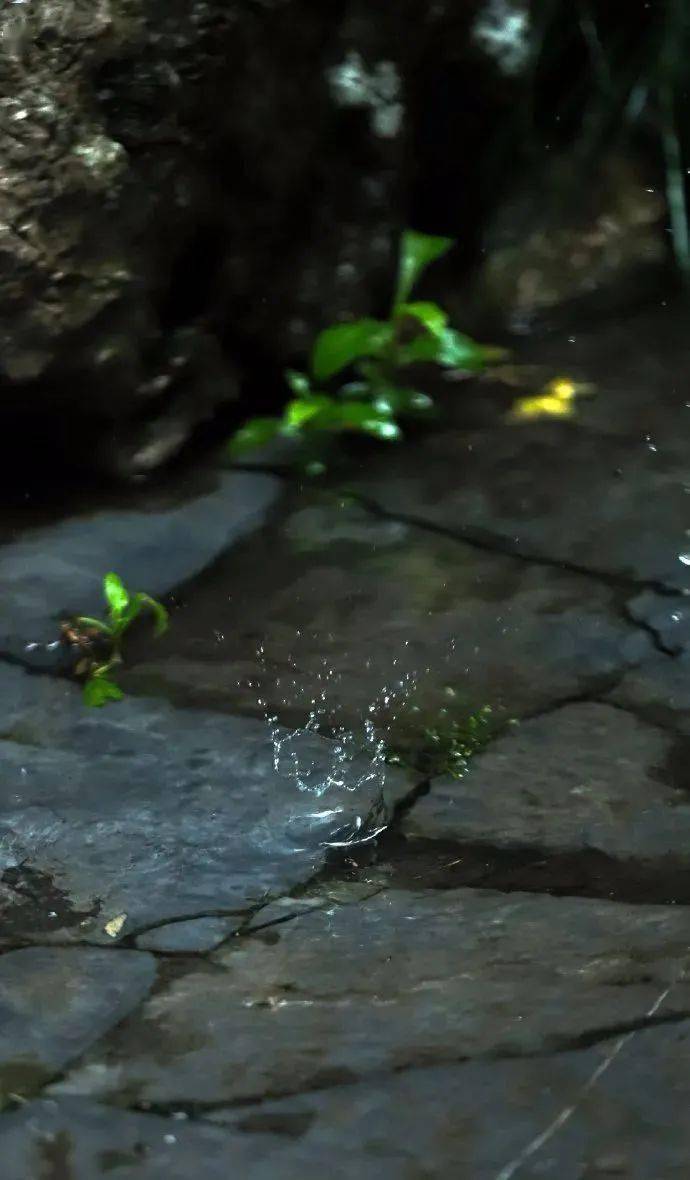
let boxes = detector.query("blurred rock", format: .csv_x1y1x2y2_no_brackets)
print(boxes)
477,155,667,332
0,0,417,476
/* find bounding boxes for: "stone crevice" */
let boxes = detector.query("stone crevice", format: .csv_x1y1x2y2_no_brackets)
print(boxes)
350,492,688,602
105,1010,690,1126
321,832,690,906
620,599,679,658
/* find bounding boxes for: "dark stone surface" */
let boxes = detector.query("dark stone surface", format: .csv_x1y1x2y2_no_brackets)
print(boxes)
0,469,280,666
207,1022,690,1179
50,887,690,1106
609,655,690,734
0,302,689,1172
0,667,415,942
626,590,690,655
5,1023,690,1177
134,917,239,954
0,947,155,1102
475,153,666,333
403,702,690,862
345,419,690,590
121,493,650,735
0,0,429,473
0,1098,274,1180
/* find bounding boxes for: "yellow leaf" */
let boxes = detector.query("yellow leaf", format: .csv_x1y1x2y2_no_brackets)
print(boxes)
544,376,595,400
104,913,127,939
509,394,575,421
547,378,577,401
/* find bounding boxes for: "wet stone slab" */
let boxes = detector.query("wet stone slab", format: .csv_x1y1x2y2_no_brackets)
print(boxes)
121,495,650,735
0,948,155,1103
206,1021,690,1180
403,701,690,864
344,420,690,590
0,470,281,670
49,888,690,1107
134,917,240,954
0,1098,276,1180
625,590,690,655
609,655,690,734
0,666,414,943
5,1023,690,1178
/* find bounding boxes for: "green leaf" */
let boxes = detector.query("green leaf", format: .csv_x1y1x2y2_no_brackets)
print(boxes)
228,417,283,457
285,369,312,396
436,329,487,369
400,328,487,370
337,381,370,398
373,387,434,416
394,231,454,306
103,572,129,618
311,320,393,381
361,417,402,441
330,401,401,440
83,674,124,707
284,397,333,431
394,301,448,338
133,593,169,637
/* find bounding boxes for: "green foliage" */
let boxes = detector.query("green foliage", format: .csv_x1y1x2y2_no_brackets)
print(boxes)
393,230,454,305
70,573,168,707
386,703,494,780
82,672,125,708
311,320,393,382
229,230,501,463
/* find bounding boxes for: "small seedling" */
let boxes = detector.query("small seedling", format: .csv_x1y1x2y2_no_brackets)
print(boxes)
66,572,168,707
229,230,503,459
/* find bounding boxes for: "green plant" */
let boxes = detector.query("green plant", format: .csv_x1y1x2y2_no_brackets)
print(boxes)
67,572,168,707
385,702,495,780
229,230,500,459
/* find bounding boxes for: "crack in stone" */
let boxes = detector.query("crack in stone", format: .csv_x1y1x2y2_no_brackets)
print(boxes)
505,675,628,726
599,695,689,738
620,599,679,658
351,493,687,601
103,1009,690,1126
319,831,690,907
493,983,681,1179
0,950,163,1115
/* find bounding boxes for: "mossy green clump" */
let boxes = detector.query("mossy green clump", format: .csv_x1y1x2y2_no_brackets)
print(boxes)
385,700,495,780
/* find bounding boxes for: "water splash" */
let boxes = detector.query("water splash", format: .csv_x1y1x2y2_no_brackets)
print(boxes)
249,644,423,847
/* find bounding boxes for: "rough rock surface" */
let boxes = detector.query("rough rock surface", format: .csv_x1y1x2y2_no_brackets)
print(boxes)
403,702,690,862
609,655,690,734
122,493,650,733
5,1022,690,1178
476,153,666,333
346,420,690,590
0,947,155,1100
50,887,690,1107
0,1098,272,1180
1,309,690,1172
134,917,238,954
207,1022,690,1180
0,0,425,473
0,667,414,942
